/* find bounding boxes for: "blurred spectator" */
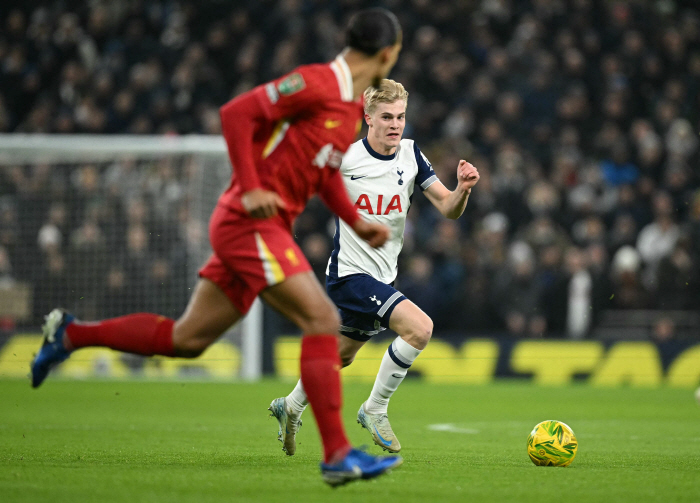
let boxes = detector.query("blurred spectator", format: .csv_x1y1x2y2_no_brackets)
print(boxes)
610,246,650,309
398,254,441,321
0,245,14,287
562,247,594,339
651,316,676,344
492,242,546,337
636,191,681,287
100,266,130,319
600,141,640,187
656,240,698,309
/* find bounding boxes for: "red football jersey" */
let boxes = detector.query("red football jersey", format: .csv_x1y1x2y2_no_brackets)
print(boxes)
218,55,364,230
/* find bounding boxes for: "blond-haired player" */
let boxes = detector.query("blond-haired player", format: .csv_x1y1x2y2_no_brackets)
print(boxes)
270,79,479,454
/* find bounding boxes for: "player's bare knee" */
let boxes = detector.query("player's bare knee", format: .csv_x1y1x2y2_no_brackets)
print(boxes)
173,337,209,358
172,325,211,358
301,306,341,335
403,316,433,350
340,351,356,368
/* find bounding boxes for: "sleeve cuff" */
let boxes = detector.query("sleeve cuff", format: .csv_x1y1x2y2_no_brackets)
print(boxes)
420,175,438,191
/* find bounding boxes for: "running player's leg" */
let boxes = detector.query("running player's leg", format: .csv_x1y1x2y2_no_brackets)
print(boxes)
31,278,242,388
283,335,366,419
356,299,431,452
67,278,241,357
260,271,352,464
366,299,431,414
171,279,243,356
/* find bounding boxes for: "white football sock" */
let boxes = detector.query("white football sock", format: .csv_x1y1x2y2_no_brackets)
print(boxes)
286,379,308,416
365,336,422,414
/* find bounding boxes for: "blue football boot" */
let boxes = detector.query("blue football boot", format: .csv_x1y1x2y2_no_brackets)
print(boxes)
31,309,74,388
320,447,402,487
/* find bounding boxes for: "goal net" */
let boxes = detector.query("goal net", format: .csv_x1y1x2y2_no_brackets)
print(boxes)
0,134,262,380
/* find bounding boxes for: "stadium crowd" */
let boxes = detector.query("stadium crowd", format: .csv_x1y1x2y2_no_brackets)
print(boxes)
1,0,699,338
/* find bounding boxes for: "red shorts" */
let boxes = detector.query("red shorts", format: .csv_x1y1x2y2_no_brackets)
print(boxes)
199,205,312,314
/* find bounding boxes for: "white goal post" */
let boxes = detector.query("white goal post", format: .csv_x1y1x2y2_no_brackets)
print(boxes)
0,134,264,381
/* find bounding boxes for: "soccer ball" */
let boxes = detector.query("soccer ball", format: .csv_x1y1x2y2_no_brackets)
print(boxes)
527,420,578,467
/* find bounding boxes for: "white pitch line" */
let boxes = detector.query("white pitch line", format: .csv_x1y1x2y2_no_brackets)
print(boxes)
427,423,479,434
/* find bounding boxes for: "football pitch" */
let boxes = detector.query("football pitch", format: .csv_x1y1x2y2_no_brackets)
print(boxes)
1,379,699,502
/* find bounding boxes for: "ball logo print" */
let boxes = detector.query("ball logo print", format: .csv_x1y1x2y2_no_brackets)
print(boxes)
527,420,578,467
370,295,382,305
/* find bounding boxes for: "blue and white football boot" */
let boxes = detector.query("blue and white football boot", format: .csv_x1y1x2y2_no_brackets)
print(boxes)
30,309,74,388
320,448,402,487
357,402,401,453
268,397,302,456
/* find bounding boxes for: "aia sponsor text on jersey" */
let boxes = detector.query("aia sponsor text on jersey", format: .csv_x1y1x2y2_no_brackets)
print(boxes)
354,194,403,215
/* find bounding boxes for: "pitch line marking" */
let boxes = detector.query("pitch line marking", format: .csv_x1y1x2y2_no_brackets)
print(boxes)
427,423,479,434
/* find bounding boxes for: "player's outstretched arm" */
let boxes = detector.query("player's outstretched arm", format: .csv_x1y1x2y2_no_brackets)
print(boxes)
220,69,324,219
220,94,287,219
318,168,390,248
220,92,267,193
424,160,480,219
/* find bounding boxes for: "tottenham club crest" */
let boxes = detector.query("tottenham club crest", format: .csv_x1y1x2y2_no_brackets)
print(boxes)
397,169,404,185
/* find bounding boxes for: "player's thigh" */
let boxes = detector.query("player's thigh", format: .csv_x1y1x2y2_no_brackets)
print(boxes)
338,334,367,367
388,299,433,350
173,278,243,356
260,271,340,335
327,274,404,339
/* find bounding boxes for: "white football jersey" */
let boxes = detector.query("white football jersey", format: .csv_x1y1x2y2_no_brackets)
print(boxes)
326,137,438,283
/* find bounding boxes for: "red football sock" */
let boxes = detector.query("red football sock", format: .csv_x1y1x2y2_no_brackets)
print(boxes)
65,314,176,357
300,334,352,463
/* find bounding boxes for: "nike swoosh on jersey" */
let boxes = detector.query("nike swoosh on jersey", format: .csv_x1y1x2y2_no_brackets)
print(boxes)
350,175,367,180
324,119,343,129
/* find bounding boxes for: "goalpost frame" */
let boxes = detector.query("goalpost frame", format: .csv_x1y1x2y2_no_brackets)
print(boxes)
0,133,264,381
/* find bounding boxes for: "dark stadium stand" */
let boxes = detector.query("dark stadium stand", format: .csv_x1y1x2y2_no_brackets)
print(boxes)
0,0,699,339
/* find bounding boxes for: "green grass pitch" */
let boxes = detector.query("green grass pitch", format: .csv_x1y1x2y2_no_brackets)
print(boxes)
1,379,699,502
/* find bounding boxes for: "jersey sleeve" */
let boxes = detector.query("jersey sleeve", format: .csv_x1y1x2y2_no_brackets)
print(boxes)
219,66,332,193
219,91,265,192
318,168,360,227
253,67,331,121
413,142,438,191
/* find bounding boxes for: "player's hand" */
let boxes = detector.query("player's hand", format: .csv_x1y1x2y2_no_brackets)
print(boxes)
457,160,479,193
352,219,390,248
241,188,287,219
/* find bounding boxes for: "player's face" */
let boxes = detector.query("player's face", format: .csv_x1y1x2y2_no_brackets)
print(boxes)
366,100,406,154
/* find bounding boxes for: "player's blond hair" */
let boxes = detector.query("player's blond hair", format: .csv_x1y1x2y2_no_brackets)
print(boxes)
363,79,408,115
